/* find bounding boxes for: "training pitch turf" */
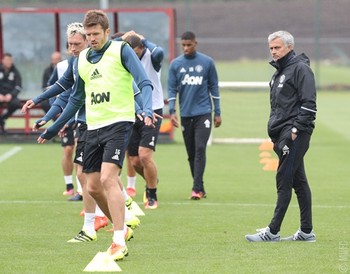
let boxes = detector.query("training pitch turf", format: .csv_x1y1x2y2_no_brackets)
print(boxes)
0,91,349,273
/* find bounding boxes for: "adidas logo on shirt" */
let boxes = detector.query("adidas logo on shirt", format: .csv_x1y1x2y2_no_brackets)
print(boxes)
180,67,186,73
90,68,102,80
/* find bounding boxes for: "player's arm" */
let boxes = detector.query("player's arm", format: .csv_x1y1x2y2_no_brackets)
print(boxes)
22,59,75,113
167,62,179,127
121,43,153,120
143,39,164,72
33,90,70,130
293,64,317,132
208,59,221,127
35,58,75,104
38,77,85,143
132,81,143,117
167,62,178,115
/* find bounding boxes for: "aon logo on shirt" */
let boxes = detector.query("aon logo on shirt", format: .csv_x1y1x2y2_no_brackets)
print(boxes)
181,74,203,85
91,91,110,105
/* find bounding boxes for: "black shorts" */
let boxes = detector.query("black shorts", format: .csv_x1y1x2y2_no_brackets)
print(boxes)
74,123,87,166
83,122,133,173
61,127,75,147
127,108,163,156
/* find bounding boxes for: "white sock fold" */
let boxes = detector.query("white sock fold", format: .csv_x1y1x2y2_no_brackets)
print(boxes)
127,176,136,189
121,187,130,202
83,213,96,235
113,229,126,246
124,205,135,222
64,175,73,186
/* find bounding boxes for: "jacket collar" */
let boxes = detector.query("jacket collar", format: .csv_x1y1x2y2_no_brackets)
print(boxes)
269,50,296,71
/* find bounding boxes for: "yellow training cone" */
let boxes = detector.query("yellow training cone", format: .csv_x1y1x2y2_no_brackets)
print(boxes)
84,252,122,272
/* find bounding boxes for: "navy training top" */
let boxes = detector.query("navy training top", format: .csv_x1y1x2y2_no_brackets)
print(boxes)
167,51,221,117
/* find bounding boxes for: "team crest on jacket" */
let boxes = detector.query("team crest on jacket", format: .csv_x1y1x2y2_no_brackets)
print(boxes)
9,72,15,81
279,74,285,83
195,65,203,73
278,74,285,88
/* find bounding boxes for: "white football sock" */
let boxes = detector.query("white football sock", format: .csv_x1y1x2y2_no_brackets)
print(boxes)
83,213,95,235
127,176,136,189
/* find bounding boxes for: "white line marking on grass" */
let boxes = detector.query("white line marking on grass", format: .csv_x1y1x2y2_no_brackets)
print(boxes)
169,202,350,209
0,200,349,209
0,146,22,163
213,138,268,144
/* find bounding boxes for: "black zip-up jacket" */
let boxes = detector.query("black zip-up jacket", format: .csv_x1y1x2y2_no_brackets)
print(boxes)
0,64,22,97
268,50,317,142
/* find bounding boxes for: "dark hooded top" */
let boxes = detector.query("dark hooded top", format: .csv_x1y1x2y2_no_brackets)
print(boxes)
268,50,317,141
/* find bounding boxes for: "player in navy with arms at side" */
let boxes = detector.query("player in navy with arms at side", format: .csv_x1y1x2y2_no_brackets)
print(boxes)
167,31,222,200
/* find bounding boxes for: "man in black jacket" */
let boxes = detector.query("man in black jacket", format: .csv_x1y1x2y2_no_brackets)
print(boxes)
0,53,22,133
246,30,317,242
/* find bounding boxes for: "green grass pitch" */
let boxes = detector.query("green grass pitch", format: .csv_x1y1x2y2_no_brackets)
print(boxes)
0,90,349,273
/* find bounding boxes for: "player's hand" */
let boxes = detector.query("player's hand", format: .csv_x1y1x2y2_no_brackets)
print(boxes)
58,124,69,138
170,114,179,128
144,116,153,127
136,113,144,122
122,30,136,40
32,120,47,132
214,116,222,128
152,112,163,124
21,99,35,113
37,131,48,144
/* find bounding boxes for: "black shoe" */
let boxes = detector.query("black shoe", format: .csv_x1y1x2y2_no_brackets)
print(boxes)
68,193,83,201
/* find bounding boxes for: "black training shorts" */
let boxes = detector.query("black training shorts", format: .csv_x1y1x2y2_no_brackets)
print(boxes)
74,123,87,166
128,108,163,156
83,122,133,173
60,127,75,147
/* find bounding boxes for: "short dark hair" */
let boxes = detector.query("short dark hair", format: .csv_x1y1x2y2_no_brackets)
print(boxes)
181,31,196,41
125,35,142,49
83,10,109,31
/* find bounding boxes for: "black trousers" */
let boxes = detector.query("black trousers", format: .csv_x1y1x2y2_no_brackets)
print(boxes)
269,129,313,234
0,97,21,119
181,114,212,192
